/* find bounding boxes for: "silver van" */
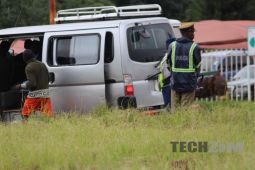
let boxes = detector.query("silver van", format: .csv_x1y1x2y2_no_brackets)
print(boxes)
0,4,180,113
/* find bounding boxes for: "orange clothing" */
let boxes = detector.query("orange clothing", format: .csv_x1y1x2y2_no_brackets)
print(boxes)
21,98,52,117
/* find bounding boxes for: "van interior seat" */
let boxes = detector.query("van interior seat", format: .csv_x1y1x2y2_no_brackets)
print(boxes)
57,56,76,65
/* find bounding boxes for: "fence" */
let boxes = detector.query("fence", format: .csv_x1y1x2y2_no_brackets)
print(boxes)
200,49,255,101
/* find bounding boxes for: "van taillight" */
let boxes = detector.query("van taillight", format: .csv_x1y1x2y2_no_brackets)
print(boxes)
124,74,134,96
125,85,134,96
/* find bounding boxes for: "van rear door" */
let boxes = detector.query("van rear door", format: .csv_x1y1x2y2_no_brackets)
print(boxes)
120,21,173,108
43,30,105,113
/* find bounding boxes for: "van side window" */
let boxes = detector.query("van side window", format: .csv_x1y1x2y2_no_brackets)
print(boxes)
104,32,114,63
127,23,172,62
47,34,100,66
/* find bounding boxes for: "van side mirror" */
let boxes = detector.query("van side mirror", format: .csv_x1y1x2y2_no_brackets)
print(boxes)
134,22,151,39
138,29,151,38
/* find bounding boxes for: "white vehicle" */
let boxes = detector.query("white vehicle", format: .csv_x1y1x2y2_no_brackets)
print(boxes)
227,64,255,100
201,50,252,81
0,4,181,113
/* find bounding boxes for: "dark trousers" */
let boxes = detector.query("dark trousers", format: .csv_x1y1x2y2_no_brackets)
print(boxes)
162,77,171,107
162,85,171,106
0,108,3,121
170,90,195,112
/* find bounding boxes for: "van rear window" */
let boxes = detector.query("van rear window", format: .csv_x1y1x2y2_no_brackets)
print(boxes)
127,23,172,62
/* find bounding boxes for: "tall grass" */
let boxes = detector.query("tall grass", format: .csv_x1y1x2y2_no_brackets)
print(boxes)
0,101,254,170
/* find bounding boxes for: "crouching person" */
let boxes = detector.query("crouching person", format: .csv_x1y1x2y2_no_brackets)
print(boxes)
15,49,52,119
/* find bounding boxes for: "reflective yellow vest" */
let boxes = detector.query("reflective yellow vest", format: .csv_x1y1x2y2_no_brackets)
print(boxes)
171,41,201,73
158,54,169,91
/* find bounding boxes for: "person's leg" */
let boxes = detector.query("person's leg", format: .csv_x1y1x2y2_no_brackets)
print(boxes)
40,98,53,117
162,84,170,107
181,91,196,107
21,98,40,118
171,90,181,112
0,108,3,121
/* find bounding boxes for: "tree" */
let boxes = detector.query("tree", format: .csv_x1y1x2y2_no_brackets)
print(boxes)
57,0,113,10
185,0,255,21
111,0,255,21
112,0,192,21
1,0,255,29
0,0,48,28
0,0,113,29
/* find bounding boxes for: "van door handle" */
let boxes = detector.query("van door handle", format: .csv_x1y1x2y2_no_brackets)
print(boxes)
49,72,55,83
105,79,116,84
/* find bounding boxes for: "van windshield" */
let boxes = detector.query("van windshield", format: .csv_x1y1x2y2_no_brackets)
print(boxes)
127,23,172,62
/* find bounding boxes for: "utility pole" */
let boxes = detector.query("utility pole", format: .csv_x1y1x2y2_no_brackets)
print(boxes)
49,0,56,24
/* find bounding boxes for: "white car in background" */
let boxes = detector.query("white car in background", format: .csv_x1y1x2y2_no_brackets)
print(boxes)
227,65,255,99
201,50,250,81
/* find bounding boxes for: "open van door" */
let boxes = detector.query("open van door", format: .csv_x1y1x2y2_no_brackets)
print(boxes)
43,30,106,113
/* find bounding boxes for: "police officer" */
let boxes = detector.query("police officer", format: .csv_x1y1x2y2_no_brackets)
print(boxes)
167,22,201,111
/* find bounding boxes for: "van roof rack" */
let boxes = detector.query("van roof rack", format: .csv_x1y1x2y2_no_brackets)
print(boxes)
55,4,162,23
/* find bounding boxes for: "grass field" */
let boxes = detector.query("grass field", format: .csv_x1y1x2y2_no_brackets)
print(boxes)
0,101,254,170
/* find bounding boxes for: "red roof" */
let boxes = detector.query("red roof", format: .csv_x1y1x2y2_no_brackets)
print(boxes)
194,20,255,49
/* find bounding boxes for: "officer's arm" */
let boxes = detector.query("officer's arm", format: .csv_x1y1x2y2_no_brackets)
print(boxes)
194,46,201,75
166,43,173,70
